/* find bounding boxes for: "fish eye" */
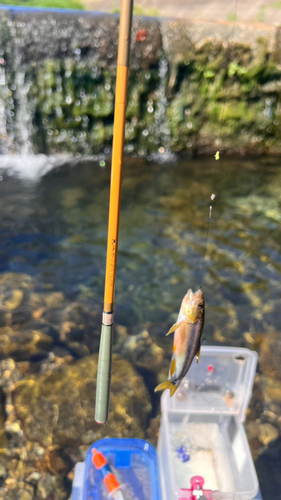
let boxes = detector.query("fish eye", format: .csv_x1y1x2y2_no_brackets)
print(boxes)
198,302,204,309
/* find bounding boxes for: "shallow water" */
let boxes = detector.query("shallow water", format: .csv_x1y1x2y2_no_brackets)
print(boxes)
0,156,280,342
0,155,281,499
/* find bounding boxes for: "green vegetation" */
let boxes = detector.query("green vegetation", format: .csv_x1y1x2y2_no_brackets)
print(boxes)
112,3,159,16
23,34,281,156
255,2,281,23
270,1,281,8
227,11,237,22
133,4,159,16
0,12,280,155
257,5,266,22
0,0,84,9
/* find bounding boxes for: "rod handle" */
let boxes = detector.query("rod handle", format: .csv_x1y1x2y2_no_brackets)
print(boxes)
95,323,113,424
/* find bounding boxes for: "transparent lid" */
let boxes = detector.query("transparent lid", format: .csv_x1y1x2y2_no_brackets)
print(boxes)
83,438,161,500
161,346,258,422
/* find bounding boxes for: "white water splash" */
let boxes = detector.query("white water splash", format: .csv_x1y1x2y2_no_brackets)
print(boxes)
151,56,176,163
14,70,33,156
0,154,72,181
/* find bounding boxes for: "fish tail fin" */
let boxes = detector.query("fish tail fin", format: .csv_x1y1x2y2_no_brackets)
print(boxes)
154,380,178,397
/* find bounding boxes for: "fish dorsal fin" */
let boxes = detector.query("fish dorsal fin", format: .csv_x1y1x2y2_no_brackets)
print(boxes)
166,321,184,336
170,358,176,377
196,345,201,363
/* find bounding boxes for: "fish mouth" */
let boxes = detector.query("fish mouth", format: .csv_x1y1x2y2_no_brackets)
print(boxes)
188,315,198,323
185,309,199,322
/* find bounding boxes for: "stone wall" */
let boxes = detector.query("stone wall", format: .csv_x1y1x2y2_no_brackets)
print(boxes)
1,7,281,155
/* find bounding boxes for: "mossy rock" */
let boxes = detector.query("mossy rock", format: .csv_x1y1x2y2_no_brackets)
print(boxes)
259,332,281,382
0,327,54,362
2,12,281,154
13,354,151,448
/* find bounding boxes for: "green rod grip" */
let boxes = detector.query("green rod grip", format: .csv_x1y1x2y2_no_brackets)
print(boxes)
95,323,113,424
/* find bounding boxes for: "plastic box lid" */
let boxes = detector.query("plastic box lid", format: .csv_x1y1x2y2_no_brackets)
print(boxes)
83,438,162,500
161,346,258,422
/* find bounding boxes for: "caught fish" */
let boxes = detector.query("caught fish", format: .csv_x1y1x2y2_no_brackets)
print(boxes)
155,288,204,397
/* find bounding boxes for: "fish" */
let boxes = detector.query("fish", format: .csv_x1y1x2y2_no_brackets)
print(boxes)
155,288,204,397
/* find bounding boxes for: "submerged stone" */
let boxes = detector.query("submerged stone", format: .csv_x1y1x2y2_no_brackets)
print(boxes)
0,327,54,362
259,331,281,381
13,354,151,449
0,273,33,312
116,329,165,373
258,422,279,446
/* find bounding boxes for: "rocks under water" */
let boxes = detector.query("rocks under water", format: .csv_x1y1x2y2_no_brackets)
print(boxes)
0,269,154,499
0,157,279,496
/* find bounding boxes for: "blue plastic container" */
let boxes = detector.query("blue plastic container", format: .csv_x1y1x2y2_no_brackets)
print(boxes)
71,438,162,500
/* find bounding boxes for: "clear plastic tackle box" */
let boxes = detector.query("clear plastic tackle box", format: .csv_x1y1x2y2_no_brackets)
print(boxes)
157,346,259,500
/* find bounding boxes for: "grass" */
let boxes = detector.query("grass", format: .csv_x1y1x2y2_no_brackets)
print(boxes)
0,0,84,9
112,3,159,16
270,1,281,8
227,11,237,22
257,5,266,22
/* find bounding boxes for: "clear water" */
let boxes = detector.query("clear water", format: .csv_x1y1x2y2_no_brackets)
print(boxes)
0,155,280,499
0,156,280,343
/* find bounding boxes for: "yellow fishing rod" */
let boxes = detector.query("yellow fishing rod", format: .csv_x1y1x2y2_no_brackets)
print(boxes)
95,0,134,424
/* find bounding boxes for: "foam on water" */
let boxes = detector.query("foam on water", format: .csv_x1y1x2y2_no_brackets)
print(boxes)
0,154,72,180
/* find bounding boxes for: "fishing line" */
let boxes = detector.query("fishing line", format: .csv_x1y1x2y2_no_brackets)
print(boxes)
199,193,216,288
199,0,238,289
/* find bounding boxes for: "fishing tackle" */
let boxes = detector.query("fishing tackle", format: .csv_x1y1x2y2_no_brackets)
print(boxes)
92,448,125,500
179,476,212,500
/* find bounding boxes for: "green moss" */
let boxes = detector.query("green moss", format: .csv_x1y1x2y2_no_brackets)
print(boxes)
257,6,266,22
270,1,281,9
4,25,281,156
227,11,238,22
203,69,216,79
112,3,160,16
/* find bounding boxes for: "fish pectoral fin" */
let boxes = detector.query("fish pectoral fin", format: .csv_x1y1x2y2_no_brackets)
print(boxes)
154,381,170,392
154,380,178,397
196,345,201,363
166,321,184,336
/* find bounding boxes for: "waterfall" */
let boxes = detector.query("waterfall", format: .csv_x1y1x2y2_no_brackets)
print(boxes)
0,58,13,155
14,69,33,156
0,8,176,178
150,55,176,162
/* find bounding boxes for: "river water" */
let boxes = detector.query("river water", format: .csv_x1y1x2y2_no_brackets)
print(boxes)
0,155,280,499
0,156,280,340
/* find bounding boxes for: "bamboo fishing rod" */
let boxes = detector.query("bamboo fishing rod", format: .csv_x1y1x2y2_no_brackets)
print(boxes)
95,0,134,424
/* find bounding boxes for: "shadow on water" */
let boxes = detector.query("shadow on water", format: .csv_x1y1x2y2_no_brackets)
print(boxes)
256,438,281,500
